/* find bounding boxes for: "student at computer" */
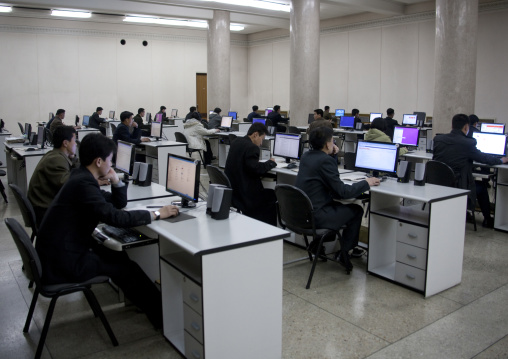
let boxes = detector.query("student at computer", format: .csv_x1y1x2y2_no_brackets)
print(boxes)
89,107,106,135
383,108,399,140
208,107,223,129
35,133,179,329
433,114,508,228
267,105,285,132
323,106,333,121
185,106,201,122
365,117,408,156
156,106,167,121
296,127,380,271
133,108,145,127
225,123,278,225
247,105,259,122
466,114,481,138
352,108,362,128
307,109,332,133
49,109,66,134
183,113,220,165
113,111,150,145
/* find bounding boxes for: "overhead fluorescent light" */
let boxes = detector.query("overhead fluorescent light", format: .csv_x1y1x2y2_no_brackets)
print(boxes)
51,10,92,18
124,16,245,31
230,24,245,31
200,0,290,12
0,6,13,13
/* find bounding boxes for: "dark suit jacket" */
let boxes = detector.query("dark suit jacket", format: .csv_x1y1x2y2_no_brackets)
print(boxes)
89,112,105,129
267,111,283,128
36,166,151,284
225,136,276,212
113,123,142,145
295,150,369,231
466,125,480,138
133,114,144,127
384,117,399,140
247,111,258,122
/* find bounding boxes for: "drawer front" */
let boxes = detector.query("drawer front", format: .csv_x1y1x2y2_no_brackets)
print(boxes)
395,262,426,291
184,304,204,344
396,222,428,249
183,277,203,315
396,242,428,270
185,331,204,359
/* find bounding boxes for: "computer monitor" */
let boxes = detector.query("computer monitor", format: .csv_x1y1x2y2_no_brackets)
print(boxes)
370,113,382,122
82,115,90,127
252,118,266,125
307,113,314,124
472,132,507,156
209,110,214,115
171,109,178,118
150,121,162,140
481,123,505,134
335,109,345,117
146,112,152,123
413,111,426,127
24,123,31,137
166,153,201,208
220,116,233,129
49,112,54,121
393,126,420,147
273,133,301,163
355,140,400,176
265,108,273,117
37,126,45,149
228,111,237,120
155,113,163,123
109,111,115,119
115,140,136,180
402,114,418,126
75,115,79,126
340,116,355,129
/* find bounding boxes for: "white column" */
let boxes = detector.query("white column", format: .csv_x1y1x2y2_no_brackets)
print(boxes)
290,0,320,126
433,0,479,135
207,10,230,114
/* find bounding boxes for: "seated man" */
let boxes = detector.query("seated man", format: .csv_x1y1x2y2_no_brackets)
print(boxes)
183,113,219,165
113,111,150,145
433,114,508,228
307,108,332,133
208,107,222,129
225,123,278,226
296,127,379,271
466,114,481,138
185,106,201,122
156,106,167,122
49,109,66,133
133,107,150,136
89,106,106,135
365,117,408,156
28,126,78,226
36,133,179,329
247,105,259,122
383,108,398,140
267,105,286,132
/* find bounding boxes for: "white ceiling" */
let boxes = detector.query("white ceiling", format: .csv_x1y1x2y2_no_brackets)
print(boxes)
2,0,429,34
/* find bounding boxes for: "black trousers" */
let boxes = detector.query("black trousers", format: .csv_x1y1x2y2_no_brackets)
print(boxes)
476,181,492,219
242,189,277,226
204,139,214,165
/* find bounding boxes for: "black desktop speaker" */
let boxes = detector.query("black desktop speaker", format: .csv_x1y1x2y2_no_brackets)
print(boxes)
29,133,37,145
414,162,426,186
397,160,412,183
207,185,232,220
137,163,152,187
426,138,433,153
132,162,141,185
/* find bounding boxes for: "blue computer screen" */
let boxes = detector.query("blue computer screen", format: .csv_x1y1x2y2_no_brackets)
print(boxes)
340,116,354,128
335,109,345,117
252,118,266,125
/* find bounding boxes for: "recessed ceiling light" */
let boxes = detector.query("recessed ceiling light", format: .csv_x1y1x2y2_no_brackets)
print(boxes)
51,10,92,18
200,0,289,12
124,16,245,31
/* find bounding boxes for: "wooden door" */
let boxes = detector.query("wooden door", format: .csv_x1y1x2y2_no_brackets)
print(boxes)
196,73,207,118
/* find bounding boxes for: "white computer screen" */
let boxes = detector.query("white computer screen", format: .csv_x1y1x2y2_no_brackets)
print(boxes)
221,116,233,128
472,132,507,156
109,110,115,119
116,141,134,174
273,133,301,159
393,126,420,146
355,141,399,173
335,109,345,117
370,113,382,122
166,155,199,201
265,108,273,117
481,123,504,134
171,109,178,117
402,114,418,125
151,122,162,138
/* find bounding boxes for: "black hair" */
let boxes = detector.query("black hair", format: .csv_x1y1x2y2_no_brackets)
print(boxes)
190,112,200,120
452,114,470,130
371,117,386,131
160,106,166,111
56,109,65,116
352,109,359,116
247,123,269,136
309,127,333,151
190,106,197,112
79,133,117,167
314,109,324,117
214,107,221,114
52,125,77,148
96,107,103,112
324,106,330,111
252,105,259,111
386,108,394,116
469,114,479,125
138,108,145,114
273,105,281,112
120,111,134,122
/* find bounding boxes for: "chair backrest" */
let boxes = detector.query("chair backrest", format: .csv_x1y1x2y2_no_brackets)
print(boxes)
275,184,316,234
228,134,237,144
175,131,188,145
207,165,232,187
5,218,42,285
425,160,457,187
44,127,53,146
18,122,24,135
110,123,117,133
8,184,38,239
343,152,356,171
287,126,300,134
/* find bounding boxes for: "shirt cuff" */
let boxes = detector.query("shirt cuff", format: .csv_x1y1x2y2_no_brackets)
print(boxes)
112,180,125,188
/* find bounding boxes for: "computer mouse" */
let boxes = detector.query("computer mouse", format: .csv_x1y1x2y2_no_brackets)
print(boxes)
381,176,387,182
287,163,298,169
26,148,36,151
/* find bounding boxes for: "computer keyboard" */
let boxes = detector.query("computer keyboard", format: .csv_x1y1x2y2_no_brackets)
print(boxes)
102,225,146,243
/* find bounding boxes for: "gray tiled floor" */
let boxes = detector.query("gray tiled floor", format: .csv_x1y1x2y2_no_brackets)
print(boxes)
1,173,508,359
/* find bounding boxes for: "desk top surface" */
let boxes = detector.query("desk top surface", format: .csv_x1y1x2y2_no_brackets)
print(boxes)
138,140,186,148
77,128,101,132
370,179,469,203
403,150,433,160
102,182,173,201
11,146,52,157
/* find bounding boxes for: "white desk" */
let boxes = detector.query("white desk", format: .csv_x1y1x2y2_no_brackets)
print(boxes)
333,128,366,153
368,180,469,297
162,124,178,141
166,118,185,134
138,141,187,186
76,128,101,140
0,131,12,167
102,181,174,202
403,150,433,162
493,163,508,232
104,120,121,137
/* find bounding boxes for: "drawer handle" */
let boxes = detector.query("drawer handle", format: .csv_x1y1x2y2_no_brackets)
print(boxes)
191,322,201,331
407,254,417,259
406,274,416,280
191,350,201,358
189,293,200,302
408,233,417,239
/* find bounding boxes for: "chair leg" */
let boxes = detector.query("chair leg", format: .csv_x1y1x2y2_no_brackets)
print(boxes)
83,288,118,347
303,235,313,262
198,151,206,168
35,296,59,359
24,288,39,333
83,289,100,318
0,180,7,203
306,234,327,289
28,280,34,289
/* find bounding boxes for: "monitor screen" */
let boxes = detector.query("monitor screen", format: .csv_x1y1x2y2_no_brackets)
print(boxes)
273,133,301,160
402,114,418,126
155,113,163,123
370,113,382,122
37,126,45,147
335,109,345,117
481,123,505,134
228,111,237,120
209,110,214,115
109,110,115,119
355,141,399,174
307,113,314,124
75,115,79,126
340,116,355,128
221,116,233,128
82,115,90,126
166,153,201,206
472,132,507,156
146,112,151,123
171,109,178,118
265,108,273,117
252,118,266,125
393,126,420,146
115,140,135,175
151,122,162,139
24,123,31,137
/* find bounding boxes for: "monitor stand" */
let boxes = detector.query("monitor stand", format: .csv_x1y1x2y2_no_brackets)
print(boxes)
172,198,196,208
123,173,131,182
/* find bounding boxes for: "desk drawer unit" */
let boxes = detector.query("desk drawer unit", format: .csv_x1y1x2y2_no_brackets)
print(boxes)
183,277,203,315
185,332,204,359
394,262,426,291
396,242,427,270
184,304,204,344
396,222,428,249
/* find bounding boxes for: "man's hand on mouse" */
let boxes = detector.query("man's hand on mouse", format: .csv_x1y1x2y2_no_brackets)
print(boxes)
366,177,381,186
155,205,180,219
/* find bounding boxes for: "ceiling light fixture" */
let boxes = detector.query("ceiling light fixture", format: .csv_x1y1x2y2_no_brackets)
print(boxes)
200,0,290,12
51,10,92,18
124,16,245,31
0,6,13,13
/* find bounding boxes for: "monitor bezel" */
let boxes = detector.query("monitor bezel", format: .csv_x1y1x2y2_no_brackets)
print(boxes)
402,114,418,126
36,126,45,148
165,153,201,205
393,126,420,147
109,110,115,119
171,109,178,118
82,115,90,126
115,140,136,175
307,113,314,124
273,132,302,162
369,113,383,123
221,116,233,128
146,112,152,123
150,121,163,140
354,140,400,174
335,109,345,117
472,132,507,156
24,123,31,137
480,123,505,134
340,116,355,129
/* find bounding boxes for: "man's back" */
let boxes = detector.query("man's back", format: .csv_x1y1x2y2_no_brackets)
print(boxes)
384,117,398,140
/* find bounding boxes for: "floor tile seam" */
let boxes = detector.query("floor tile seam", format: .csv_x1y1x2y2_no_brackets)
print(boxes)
471,334,508,359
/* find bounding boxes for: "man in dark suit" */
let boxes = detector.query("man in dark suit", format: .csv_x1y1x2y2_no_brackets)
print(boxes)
89,106,106,135
225,123,278,225
466,114,481,138
247,105,259,122
36,133,179,328
383,108,399,140
433,114,508,227
267,105,286,132
113,111,150,145
296,127,379,271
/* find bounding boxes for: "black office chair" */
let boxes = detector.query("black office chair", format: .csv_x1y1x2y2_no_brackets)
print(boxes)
425,160,477,231
44,128,53,146
287,126,301,134
175,132,206,167
18,122,24,135
110,123,117,134
275,184,346,289
9,184,38,243
207,165,232,188
0,165,7,203
228,133,237,144
5,218,118,359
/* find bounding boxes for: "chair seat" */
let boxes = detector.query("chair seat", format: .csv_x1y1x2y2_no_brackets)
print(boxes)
0,170,5,176
42,276,110,295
